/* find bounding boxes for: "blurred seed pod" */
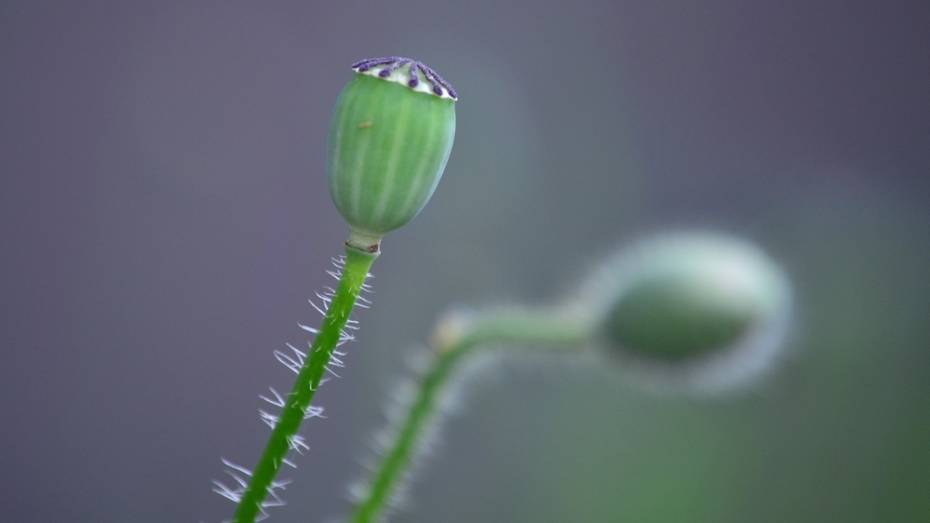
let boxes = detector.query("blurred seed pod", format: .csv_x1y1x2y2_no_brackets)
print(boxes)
328,57,457,252
579,232,792,392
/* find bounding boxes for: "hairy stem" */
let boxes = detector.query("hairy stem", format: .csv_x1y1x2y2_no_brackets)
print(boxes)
350,308,589,523
234,246,378,523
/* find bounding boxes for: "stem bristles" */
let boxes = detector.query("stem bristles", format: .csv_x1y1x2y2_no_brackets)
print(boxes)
215,247,378,523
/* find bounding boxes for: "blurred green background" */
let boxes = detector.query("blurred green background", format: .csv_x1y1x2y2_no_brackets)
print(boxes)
1,1,926,522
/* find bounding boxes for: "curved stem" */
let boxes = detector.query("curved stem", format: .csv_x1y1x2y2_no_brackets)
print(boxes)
349,308,589,523
234,246,378,523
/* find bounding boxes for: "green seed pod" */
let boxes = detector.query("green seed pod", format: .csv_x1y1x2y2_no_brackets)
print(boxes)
328,57,457,252
583,232,792,392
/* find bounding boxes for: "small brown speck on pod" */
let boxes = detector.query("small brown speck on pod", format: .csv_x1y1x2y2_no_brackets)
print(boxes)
358,120,373,129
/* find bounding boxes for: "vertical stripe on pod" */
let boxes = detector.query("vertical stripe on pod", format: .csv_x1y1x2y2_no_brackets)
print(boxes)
359,79,400,227
347,79,386,221
328,84,358,209
396,106,451,228
401,106,440,222
371,91,414,224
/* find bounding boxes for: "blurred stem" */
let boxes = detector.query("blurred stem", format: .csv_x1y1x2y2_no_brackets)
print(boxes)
234,245,378,523
349,308,589,523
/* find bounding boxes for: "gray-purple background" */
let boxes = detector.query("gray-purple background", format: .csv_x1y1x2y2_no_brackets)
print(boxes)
2,1,928,522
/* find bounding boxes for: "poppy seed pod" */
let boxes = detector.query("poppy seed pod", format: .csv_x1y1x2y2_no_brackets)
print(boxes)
328,57,457,252
584,232,792,392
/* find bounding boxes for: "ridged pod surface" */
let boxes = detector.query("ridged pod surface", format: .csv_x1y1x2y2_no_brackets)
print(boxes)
328,57,457,251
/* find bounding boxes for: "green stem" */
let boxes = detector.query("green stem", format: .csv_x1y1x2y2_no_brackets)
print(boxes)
349,308,589,523
234,245,378,523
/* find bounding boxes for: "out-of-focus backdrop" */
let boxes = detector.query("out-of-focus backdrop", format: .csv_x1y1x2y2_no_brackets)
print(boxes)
2,1,927,522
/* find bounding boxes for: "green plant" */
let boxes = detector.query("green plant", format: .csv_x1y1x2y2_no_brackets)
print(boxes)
348,232,792,522
210,57,792,523
213,56,457,523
